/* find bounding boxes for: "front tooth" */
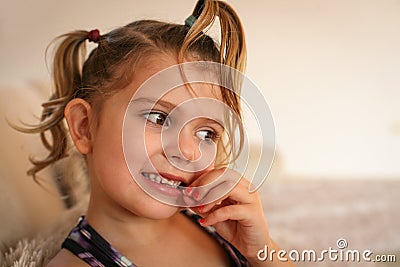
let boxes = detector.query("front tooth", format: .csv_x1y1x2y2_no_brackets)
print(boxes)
144,173,182,188
148,173,154,181
161,177,170,185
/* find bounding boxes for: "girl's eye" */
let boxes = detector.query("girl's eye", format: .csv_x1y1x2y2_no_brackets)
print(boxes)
144,111,170,127
196,130,219,143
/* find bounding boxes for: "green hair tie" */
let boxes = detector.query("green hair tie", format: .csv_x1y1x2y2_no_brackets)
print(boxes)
185,15,197,28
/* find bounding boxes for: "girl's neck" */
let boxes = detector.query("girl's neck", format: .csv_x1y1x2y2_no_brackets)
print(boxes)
84,193,181,249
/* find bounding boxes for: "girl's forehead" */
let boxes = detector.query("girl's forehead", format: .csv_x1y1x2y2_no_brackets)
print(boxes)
124,56,227,114
160,83,223,105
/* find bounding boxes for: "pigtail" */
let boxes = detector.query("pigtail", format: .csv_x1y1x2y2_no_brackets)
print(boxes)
180,0,247,74
14,31,89,179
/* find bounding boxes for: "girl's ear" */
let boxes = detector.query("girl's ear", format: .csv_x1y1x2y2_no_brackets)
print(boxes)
64,98,93,154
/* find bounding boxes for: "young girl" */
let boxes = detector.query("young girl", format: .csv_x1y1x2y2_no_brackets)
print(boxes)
22,0,295,266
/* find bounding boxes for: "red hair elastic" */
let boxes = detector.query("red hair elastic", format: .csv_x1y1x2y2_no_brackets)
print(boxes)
87,29,100,43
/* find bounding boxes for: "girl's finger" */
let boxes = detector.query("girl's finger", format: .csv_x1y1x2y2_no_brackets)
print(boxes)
185,168,242,205
196,196,229,214
195,177,256,214
200,204,252,227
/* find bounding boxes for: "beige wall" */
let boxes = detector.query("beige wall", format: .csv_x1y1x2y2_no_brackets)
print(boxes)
1,0,399,178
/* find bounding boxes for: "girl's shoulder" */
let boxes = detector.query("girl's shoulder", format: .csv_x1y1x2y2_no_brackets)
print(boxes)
46,249,87,267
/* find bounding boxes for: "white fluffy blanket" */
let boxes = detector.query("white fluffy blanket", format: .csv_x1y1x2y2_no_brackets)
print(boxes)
0,199,88,267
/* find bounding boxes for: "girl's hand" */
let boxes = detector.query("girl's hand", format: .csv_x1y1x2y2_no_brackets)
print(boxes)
184,168,271,263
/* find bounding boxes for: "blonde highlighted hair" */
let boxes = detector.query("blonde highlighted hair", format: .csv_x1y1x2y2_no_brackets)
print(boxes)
16,0,247,180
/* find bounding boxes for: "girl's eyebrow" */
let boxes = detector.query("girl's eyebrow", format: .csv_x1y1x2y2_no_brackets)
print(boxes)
131,97,177,111
202,118,225,130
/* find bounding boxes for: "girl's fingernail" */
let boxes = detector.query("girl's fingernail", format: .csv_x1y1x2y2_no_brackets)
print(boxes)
185,186,193,194
193,190,200,200
198,205,204,212
199,218,206,225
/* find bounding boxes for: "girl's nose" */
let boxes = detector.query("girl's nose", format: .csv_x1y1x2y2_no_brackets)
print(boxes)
162,122,217,173
177,126,201,162
162,124,202,171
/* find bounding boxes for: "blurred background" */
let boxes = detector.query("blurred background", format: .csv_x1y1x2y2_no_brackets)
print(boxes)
0,0,399,266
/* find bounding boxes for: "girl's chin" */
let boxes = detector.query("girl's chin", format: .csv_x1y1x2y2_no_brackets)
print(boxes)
138,200,182,220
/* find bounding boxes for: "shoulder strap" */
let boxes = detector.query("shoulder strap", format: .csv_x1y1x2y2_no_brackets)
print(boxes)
62,217,135,267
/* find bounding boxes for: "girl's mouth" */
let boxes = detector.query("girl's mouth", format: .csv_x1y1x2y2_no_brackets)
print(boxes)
141,172,182,189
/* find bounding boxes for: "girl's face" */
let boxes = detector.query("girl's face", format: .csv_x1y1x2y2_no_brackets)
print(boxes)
87,55,225,219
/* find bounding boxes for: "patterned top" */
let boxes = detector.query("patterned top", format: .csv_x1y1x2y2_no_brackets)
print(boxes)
62,210,250,266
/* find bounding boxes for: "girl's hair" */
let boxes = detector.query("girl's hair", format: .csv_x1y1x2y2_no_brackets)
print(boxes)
17,0,246,179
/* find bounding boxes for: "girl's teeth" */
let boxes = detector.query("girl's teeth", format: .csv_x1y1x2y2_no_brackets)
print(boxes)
142,173,181,188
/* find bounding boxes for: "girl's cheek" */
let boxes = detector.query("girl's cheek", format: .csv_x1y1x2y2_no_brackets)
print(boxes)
144,131,162,148
197,165,215,178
